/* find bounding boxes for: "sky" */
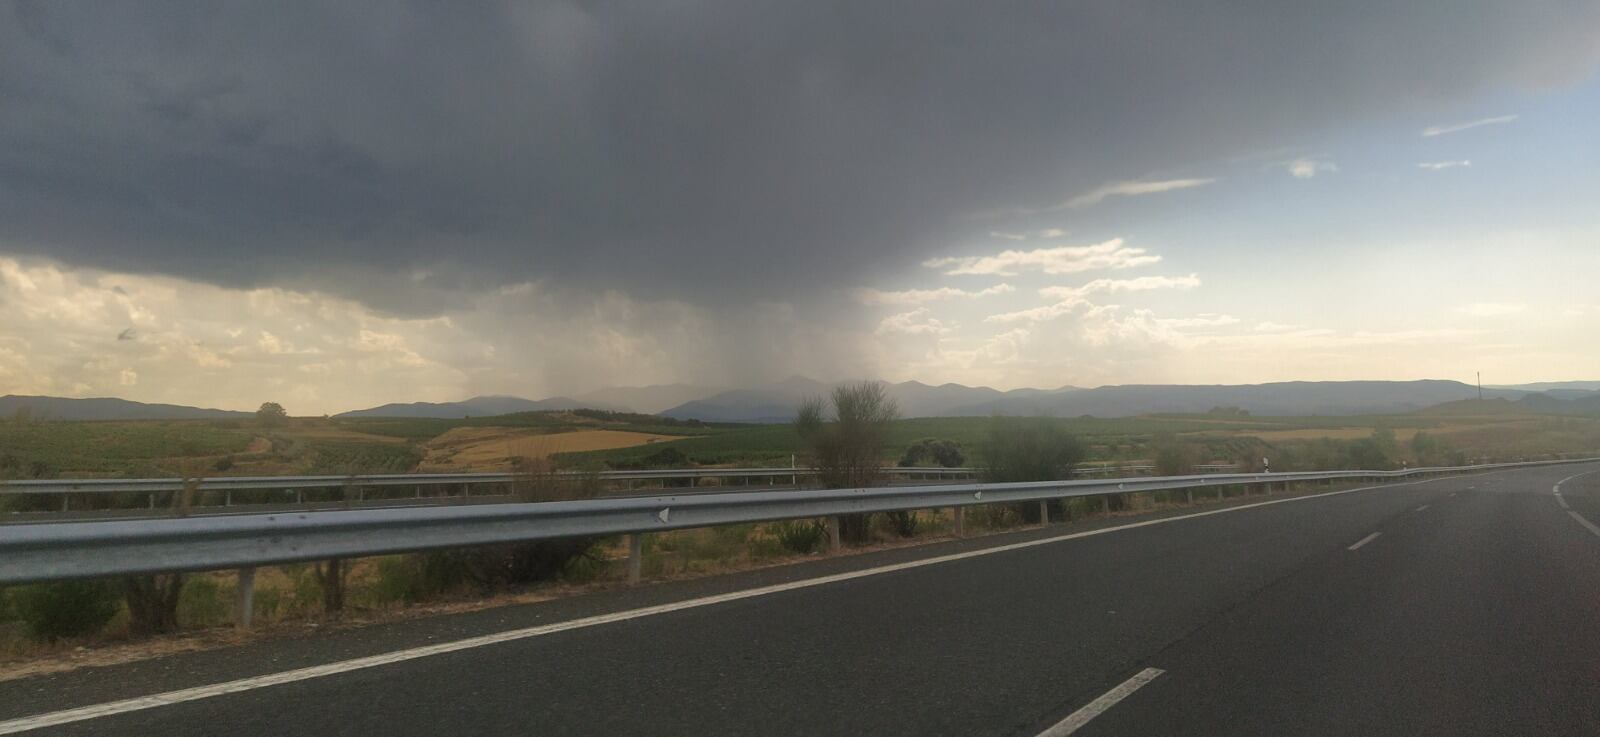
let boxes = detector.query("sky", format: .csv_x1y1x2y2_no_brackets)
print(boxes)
1,1,1598,414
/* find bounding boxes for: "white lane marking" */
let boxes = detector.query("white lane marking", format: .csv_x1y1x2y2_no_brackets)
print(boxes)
1348,532,1382,551
1553,469,1600,513
1569,511,1600,538
1414,505,1429,512
1036,668,1165,736
0,467,1567,735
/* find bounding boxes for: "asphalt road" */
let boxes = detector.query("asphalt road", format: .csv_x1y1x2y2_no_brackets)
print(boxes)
4,463,1599,736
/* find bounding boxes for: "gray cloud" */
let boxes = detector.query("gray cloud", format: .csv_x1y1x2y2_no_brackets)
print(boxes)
1,1,1597,316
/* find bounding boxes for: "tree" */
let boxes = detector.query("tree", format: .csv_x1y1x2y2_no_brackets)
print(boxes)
898,438,965,468
1151,433,1198,476
796,382,901,543
256,402,287,426
983,417,1085,483
982,417,1085,523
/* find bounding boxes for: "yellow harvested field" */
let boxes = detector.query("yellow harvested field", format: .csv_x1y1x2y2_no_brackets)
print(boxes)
420,427,686,471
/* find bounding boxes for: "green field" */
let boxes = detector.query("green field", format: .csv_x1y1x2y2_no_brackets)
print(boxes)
2,409,1596,481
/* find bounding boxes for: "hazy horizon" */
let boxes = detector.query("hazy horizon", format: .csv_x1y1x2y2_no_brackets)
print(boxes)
3,4,1598,415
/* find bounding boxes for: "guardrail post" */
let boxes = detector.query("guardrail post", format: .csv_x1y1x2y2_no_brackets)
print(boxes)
626,533,644,585
1039,500,1050,526
235,567,256,630
952,507,966,537
826,517,842,551
1186,488,1194,505
1101,495,1111,516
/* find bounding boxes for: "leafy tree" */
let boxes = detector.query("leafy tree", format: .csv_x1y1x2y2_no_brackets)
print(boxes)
898,438,966,468
982,417,1085,522
1151,433,1198,476
1409,430,1452,466
256,402,287,426
796,382,901,543
983,417,1085,483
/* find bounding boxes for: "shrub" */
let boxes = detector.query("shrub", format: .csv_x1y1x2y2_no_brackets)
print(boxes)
177,576,229,628
122,574,185,636
796,382,900,544
882,510,918,537
12,580,120,642
770,519,827,554
983,417,1085,523
1151,433,1198,476
898,438,965,468
982,417,1084,483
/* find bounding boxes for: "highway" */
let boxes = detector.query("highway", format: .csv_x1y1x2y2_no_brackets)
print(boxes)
3,462,1599,736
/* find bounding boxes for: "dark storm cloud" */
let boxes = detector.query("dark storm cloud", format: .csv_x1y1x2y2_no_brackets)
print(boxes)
2,1,1597,312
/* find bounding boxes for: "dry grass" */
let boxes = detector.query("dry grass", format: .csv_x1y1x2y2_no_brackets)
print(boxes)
419,427,687,471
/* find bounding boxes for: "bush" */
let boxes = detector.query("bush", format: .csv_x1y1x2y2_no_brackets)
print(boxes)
177,576,230,628
982,417,1085,483
898,438,965,468
983,417,1085,523
882,510,918,537
796,382,901,544
122,574,185,636
770,519,827,554
12,580,120,642
1151,433,1198,476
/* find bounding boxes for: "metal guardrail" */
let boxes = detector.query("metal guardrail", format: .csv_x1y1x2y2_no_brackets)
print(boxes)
3,458,1593,590
0,466,979,497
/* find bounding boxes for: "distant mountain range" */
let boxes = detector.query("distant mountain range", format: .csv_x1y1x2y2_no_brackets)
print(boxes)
658,377,1082,423
0,395,251,420
658,378,1553,421
8,379,1599,422
572,384,723,415
333,395,626,419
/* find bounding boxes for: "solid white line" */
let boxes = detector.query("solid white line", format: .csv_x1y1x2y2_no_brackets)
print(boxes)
1414,505,1429,512
1568,511,1600,538
1036,668,1165,736
0,467,1564,735
1348,532,1382,551
1552,469,1600,514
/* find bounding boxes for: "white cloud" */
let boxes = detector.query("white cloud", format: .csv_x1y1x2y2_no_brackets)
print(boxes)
924,238,1160,276
1422,114,1518,137
1062,178,1217,208
1253,321,1302,332
988,231,1028,241
987,274,1201,323
1284,157,1338,178
1152,313,1240,328
1038,274,1202,300
1418,160,1471,170
876,308,955,336
855,283,1015,306
1459,302,1527,316
1038,228,1068,238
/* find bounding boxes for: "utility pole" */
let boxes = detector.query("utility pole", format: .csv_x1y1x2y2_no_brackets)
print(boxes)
1477,371,1482,402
